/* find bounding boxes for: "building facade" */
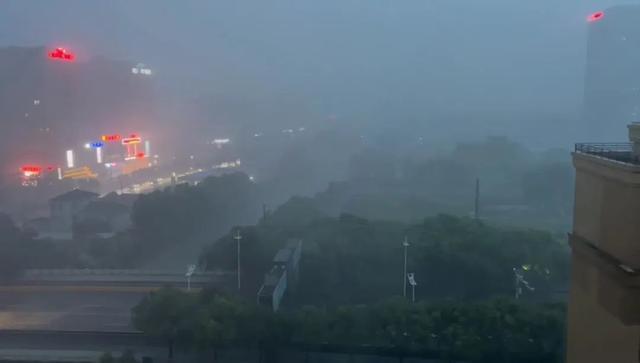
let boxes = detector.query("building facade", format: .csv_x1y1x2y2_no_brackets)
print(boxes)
567,124,640,362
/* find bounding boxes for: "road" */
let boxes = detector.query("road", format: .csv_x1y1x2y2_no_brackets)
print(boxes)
0,290,143,332
0,330,166,362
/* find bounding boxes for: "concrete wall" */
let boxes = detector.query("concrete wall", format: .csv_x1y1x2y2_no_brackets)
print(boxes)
568,152,640,362
566,254,640,363
573,153,640,265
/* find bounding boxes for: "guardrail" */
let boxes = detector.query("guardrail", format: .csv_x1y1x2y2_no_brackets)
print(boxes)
574,143,637,164
14,269,236,287
23,269,232,277
575,142,632,154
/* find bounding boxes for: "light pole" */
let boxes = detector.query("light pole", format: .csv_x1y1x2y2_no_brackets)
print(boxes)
186,264,196,292
513,267,534,299
234,229,242,290
407,273,417,303
403,236,410,298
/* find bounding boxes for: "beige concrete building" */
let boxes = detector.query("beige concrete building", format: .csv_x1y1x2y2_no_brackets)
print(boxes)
567,123,640,363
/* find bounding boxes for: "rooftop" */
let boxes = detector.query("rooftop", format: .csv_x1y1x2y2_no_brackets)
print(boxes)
50,189,99,203
574,143,639,165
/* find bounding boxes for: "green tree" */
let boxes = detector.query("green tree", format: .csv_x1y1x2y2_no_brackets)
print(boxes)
132,287,196,360
98,352,115,363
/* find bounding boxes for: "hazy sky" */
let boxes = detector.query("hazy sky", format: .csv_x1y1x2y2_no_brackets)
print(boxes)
0,0,633,144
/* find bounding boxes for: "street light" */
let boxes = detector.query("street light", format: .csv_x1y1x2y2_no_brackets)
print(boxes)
234,229,242,290
186,264,196,291
407,273,417,303
402,236,410,298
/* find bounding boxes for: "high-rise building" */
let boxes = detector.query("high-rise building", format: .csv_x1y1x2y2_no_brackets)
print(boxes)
584,5,640,141
567,123,640,362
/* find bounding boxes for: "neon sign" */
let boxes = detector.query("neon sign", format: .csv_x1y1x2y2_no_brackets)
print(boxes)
101,134,121,142
21,165,42,173
122,136,142,145
90,141,104,148
48,47,75,61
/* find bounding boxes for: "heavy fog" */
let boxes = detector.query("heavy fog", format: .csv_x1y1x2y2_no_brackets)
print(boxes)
0,0,624,147
0,3,630,360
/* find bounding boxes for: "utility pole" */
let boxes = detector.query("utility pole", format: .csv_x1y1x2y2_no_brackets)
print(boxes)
234,229,242,290
407,273,417,303
474,178,480,220
403,237,410,298
185,264,196,292
262,203,268,222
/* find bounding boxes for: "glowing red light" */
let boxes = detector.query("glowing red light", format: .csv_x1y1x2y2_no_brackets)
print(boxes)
136,152,146,159
122,136,142,145
101,134,121,142
588,11,604,22
48,47,75,61
20,165,42,173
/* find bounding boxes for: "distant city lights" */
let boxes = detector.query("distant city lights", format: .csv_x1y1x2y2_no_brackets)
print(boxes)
66,150,75,168
213,159,242,169
96,147,103,164
212,138,230,148
131,63,152,76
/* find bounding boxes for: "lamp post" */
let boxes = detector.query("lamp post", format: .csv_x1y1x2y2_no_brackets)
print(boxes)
234,229,242,290
407,273,417,303
403,236,410,298
185,264,196,292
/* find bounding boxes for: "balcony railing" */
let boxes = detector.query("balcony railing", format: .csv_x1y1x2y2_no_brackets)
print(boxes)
575,143,638,164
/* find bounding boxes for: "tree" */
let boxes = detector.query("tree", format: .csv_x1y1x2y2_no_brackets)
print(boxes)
98,352,115,363
132,288,197,360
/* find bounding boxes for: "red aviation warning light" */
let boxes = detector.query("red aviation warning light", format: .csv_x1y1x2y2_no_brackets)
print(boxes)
587,11,605,23
48,47,75,61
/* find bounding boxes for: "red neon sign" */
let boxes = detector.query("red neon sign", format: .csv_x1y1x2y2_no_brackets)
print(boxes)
21,165,42,173
48,47,75,61
136,152,146,159
122,136,142,145
587,11,604,23
101,134,121,142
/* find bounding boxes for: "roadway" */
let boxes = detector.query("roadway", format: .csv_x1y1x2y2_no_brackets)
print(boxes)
0,290,142,332
0,330,166,362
